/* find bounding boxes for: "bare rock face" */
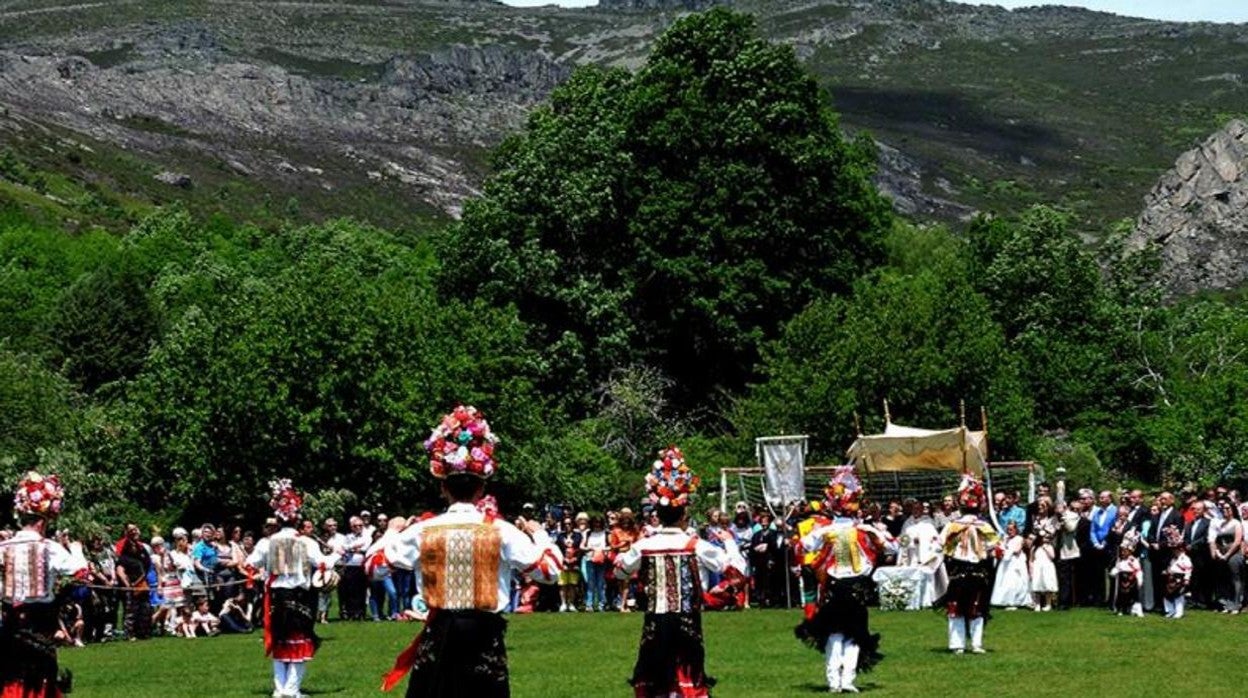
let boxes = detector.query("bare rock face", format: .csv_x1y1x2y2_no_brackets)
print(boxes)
1127,120,1248,296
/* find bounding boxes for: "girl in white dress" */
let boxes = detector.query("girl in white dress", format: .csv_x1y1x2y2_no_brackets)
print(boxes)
1030,530,1058,611
990,522,1032,608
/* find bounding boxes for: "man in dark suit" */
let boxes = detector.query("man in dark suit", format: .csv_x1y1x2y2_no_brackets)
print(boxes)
1184,501,1214,609
1074,490,1102,606
1126,489,1149,532
1148,491,1181,614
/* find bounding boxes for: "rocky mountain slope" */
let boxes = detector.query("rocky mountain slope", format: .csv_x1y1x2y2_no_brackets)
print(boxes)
1128,120,1248,297
0,0,1245,239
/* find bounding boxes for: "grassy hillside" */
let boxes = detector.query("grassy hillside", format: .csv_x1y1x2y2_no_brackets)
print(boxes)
1,0,1245,235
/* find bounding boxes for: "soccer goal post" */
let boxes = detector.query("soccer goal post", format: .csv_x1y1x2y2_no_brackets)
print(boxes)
719,461,1043,519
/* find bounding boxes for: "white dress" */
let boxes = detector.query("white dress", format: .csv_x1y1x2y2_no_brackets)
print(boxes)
1030,543,1058,593
990,535,1032,607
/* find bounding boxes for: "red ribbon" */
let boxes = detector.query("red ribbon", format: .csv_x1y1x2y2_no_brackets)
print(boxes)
380,610,436,692
262,576,274,657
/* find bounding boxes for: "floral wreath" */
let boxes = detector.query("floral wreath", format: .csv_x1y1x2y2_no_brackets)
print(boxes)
645,446,699,508
425,405,498,479
822,466,863,515
14,471,64,519
269,478,303,523
956,473,985,511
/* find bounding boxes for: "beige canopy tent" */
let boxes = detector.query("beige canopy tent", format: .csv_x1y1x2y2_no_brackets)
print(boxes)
847,407,987,478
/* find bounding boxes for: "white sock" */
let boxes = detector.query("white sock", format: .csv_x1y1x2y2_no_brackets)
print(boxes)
970,617,984,649
824,634,844,690
284,662,306,696
1174,597,1185,618
948,617,966,650
273,661,288,694
841,639,860,690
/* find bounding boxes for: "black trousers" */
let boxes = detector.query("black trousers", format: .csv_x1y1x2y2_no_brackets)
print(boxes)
339,566,368,620
1151,550,1173,613
1057,558,1078,609
1078,551,1105,606
1189,546,1214,608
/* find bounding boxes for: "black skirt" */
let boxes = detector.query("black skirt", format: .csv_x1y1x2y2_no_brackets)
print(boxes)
935,558,994,622
406,610,508,698
794,576,881,672
1115,575,1139,614
269,587,321,652
630,612,715,697
0,602,72,696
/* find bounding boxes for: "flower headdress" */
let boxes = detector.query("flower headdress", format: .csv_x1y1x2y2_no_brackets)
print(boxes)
269,479,303,523
645,446,699,508
1163,524,1185,549
822,466,863,515
1120,529,1141,553
14,471,65,519
425,405,498,479
956,473,986,511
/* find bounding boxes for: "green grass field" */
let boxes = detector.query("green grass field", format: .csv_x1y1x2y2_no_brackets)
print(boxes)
60,608,1241,697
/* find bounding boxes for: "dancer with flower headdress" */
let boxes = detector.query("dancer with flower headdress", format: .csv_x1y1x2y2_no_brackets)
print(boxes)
613,446,744,698
246,479,340,698
794,466,888,694
371,405,562,698
935,475,999,654
1109,530,1144,616
1,472,87,698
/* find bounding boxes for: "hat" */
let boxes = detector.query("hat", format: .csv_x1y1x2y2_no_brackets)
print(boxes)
268,479,303,523
171,527,189,539
644,446,699,508
956,474,986,511
14,471,65,519
360,510,372,518
425,405,498,479
476,495,499,518
151,536,166,547
822,466,863,515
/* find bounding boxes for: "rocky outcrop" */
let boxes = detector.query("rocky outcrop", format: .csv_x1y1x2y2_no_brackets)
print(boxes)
873,141,975,221
1127,120,1248,296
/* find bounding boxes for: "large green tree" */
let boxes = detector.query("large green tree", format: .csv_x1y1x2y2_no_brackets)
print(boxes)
735,225,1035,461
1134,298,1248,486
111,219,573,517
438,8,892,413
968,206,1140,431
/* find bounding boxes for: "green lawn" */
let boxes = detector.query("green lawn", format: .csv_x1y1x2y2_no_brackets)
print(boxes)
61,608,1236,696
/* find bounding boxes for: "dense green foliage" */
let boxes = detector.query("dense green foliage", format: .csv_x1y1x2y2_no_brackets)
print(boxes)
439,9,892,412
734,224,1034,461
2,10,1248,528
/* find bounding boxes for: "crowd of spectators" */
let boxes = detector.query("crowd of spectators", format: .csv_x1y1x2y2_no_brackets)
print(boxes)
8,482,1244,649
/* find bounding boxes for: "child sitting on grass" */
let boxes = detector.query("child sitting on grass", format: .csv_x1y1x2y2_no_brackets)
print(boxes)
190,598,221,636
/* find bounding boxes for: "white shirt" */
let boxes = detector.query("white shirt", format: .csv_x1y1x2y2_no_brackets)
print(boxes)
613,527,743,581
246,528,340,590
1,529,87,604
900,517,943,570
167,549,199,588
341,531,369,567
370,503,561,613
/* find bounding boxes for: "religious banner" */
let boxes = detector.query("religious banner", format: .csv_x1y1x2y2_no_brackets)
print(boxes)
756,435,808,507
